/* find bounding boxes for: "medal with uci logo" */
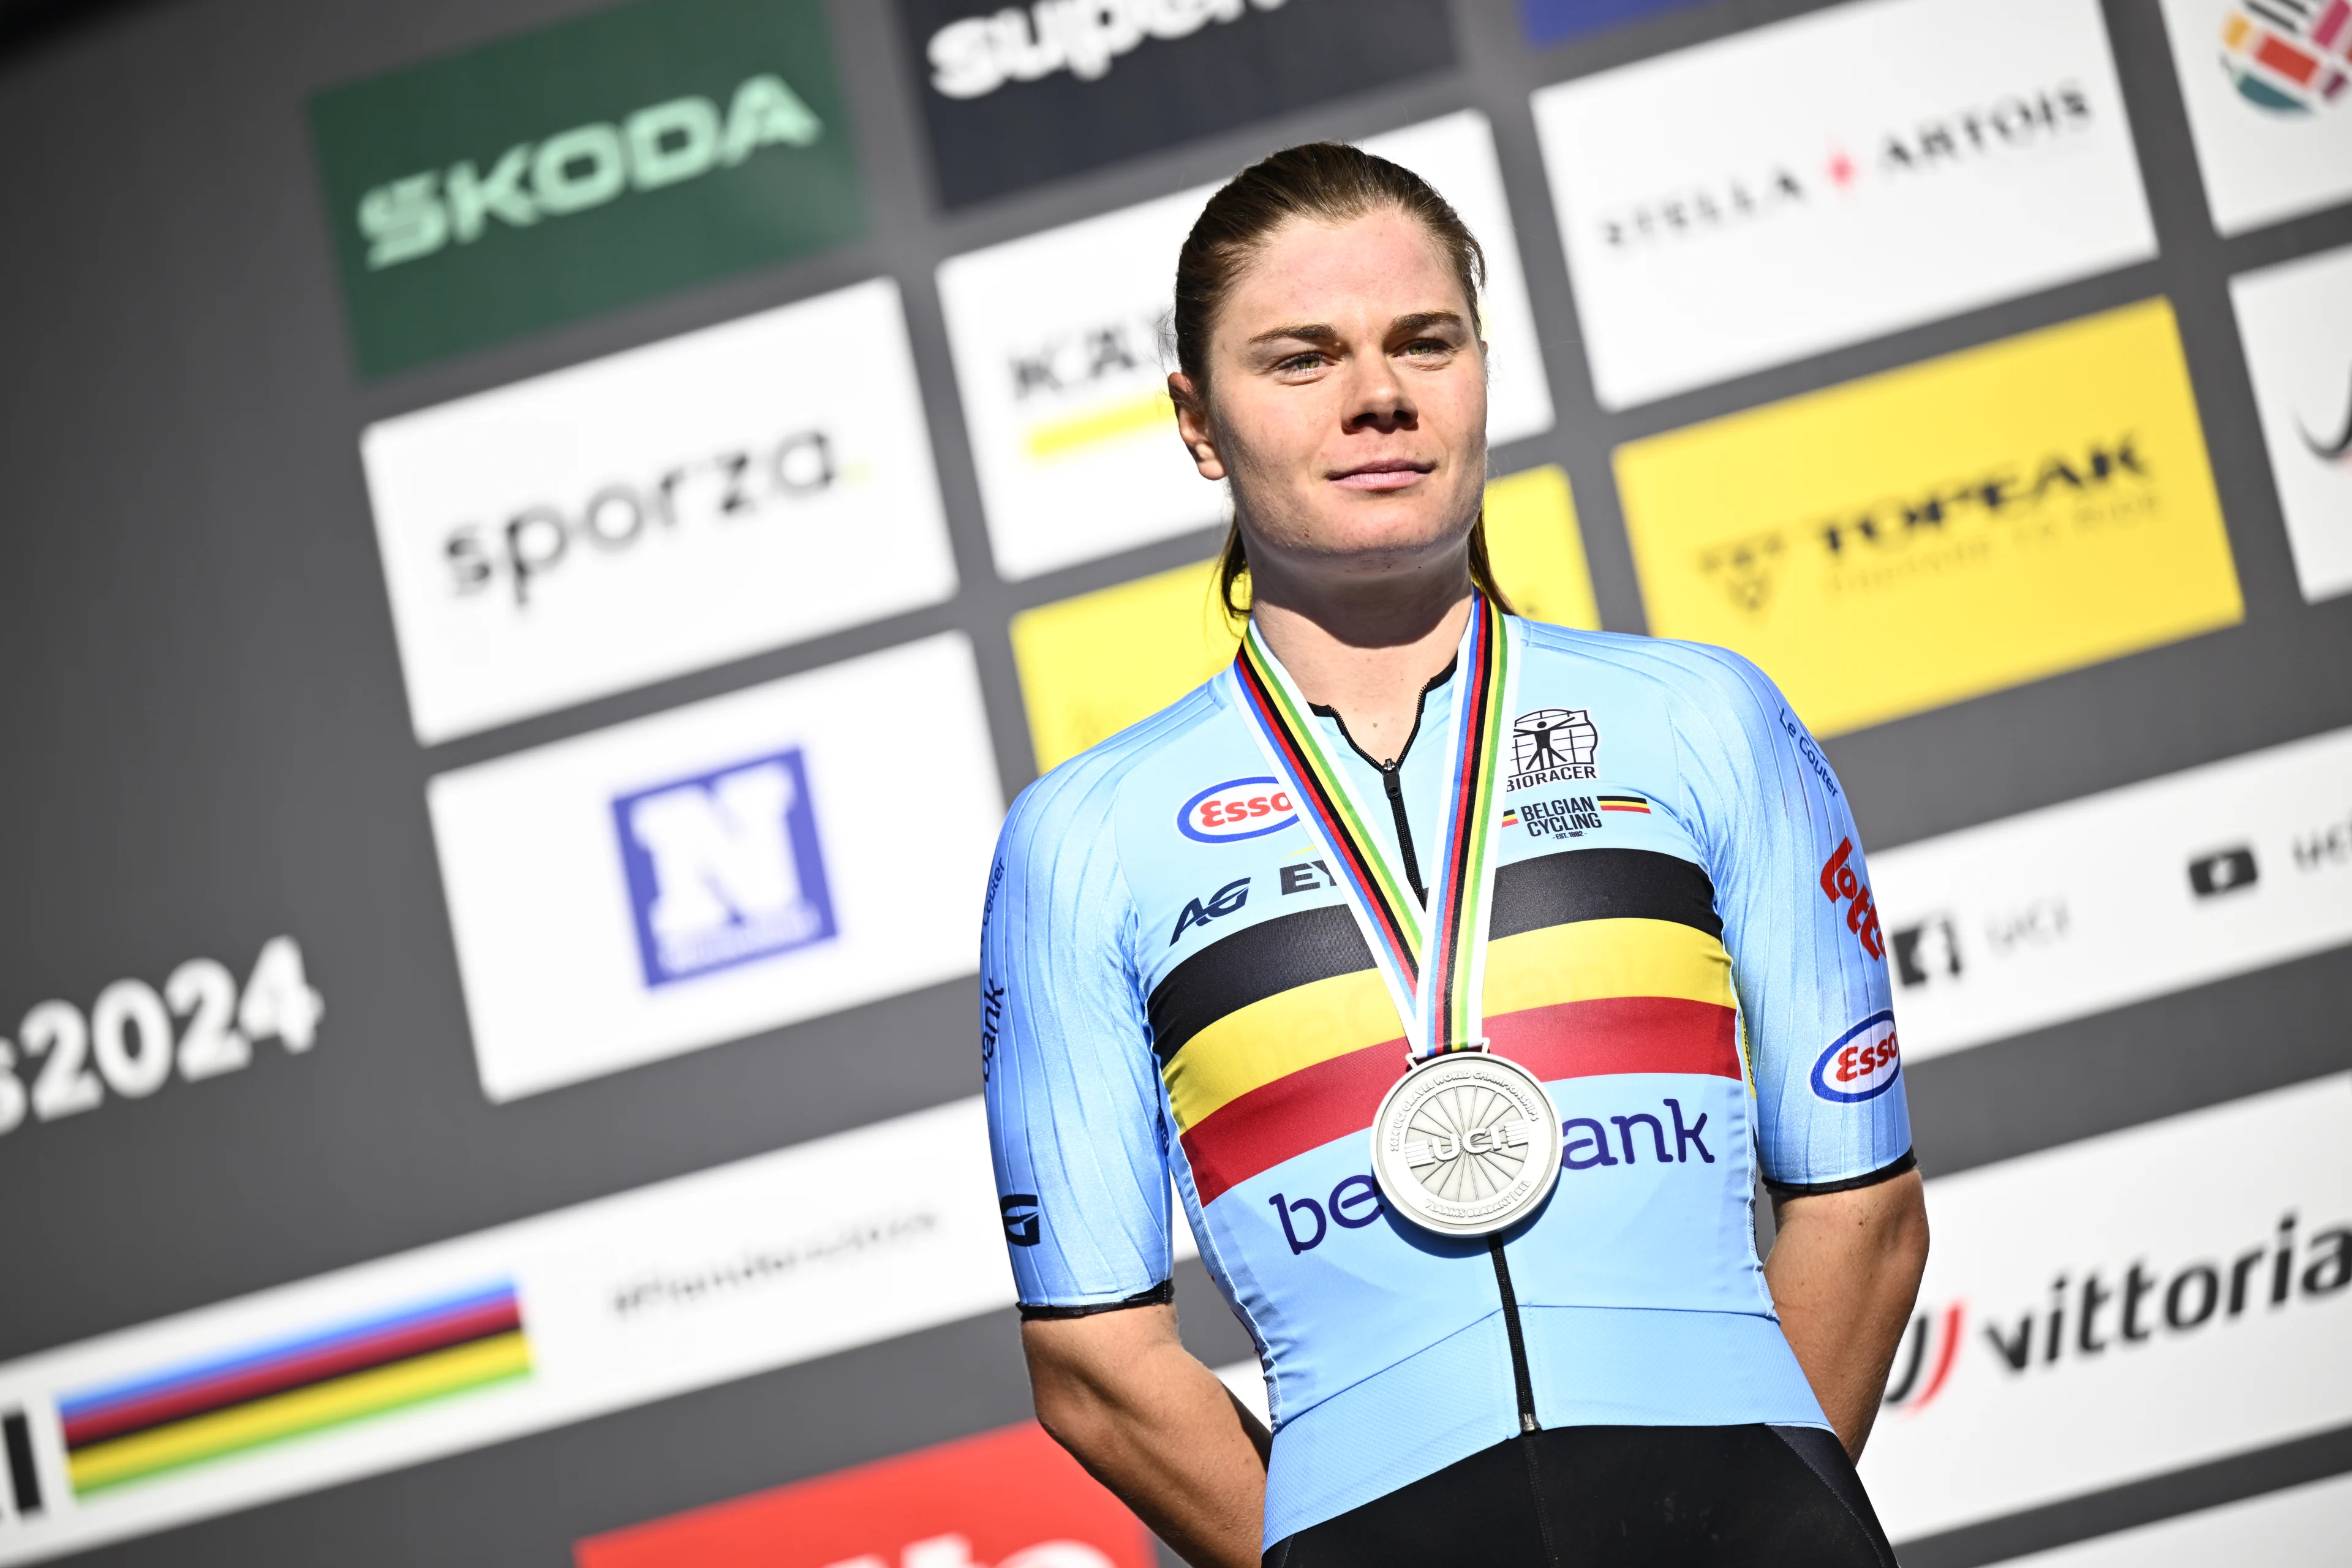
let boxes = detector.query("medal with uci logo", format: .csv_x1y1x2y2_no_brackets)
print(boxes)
1230,597,1563,1238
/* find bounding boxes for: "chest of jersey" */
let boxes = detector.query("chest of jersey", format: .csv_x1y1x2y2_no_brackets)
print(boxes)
1115,671,1745,1213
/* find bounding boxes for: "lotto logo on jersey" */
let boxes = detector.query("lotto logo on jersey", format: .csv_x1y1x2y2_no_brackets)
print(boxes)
612,747,837,987
1819,837,1886,961
1177,778,1297,843
1811,1011,1902,1103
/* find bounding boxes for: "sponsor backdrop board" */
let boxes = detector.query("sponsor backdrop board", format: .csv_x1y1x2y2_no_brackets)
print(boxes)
364,278,957,742
1870,724,2352,1065
575,1420,1156,1567
1861,1075,2352,1541
1994,1471,2352,1567
898,0,1457,209
1615,298,2244,737
2158,0,2352,236
1009,465,1596,772
2230,242,2352,604
940,109,1556,581
429,634,1001,1102
1532,0,2157,410
2,0,2351,1566
309,0,864,377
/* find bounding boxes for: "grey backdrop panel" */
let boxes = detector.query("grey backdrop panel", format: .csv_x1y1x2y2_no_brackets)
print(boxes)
0,0,2346,1564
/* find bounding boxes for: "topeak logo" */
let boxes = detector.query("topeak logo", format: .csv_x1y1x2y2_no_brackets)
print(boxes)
357,74,823,270
926,0,1289,100
1698,435,2158,614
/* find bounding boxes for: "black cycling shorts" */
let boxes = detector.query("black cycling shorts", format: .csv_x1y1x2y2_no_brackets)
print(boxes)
1265,1423,1900,1568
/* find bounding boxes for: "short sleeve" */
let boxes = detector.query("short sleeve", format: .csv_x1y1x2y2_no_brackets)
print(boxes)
981,761,1174,1312
1667,648,1913,1194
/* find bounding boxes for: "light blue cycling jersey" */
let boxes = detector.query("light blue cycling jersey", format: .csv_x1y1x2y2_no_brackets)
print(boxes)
980,619,1912,1547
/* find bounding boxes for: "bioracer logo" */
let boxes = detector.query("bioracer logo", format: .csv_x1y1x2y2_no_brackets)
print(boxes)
1177,778,1296,842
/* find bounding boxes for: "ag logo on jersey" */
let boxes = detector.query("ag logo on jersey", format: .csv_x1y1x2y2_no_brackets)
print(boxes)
1178,777,1297,842
1811,1010,1902,1102
612,747,837,987
1508,708,1599,790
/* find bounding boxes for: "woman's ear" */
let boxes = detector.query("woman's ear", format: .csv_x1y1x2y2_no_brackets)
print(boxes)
1168,372,1227,481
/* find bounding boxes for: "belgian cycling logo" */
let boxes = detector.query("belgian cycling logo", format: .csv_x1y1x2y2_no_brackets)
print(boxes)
1177,777,1297,842
612,747,837,987
2217,2,2350,115
1507,709,1599,790
1809,1011,1901,1103
1818,837,1885,960
1506,794,1604,840
1169,877,1250,945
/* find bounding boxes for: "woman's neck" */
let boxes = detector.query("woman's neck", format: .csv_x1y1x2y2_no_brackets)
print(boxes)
1248,557,1475,767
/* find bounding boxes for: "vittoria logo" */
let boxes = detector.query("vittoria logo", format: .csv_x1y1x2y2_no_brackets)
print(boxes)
612,747,837,987
2218,1,2351,115
1596,82,2096,251
1819,837,1885,962
1811,1011,1901,1103
2304,365,2352,460
1177,778,1296,842
1698,435,2160,617
1507,709,1599,790
1882,1300,1967,1414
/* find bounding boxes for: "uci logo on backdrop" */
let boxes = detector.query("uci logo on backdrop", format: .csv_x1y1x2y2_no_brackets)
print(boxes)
309,0,865,376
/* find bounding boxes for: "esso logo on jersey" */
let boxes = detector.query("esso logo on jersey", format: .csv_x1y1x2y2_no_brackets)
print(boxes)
1811,1011,1901,1103
1178,777,1298,843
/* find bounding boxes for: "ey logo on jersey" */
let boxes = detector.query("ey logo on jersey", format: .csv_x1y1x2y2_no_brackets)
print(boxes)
612,747,837,987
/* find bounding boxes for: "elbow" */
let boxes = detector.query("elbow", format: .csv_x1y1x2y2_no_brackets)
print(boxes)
1886,1173,1931,1290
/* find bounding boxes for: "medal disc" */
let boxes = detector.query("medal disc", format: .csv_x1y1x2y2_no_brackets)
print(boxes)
1370,1050,1564,1237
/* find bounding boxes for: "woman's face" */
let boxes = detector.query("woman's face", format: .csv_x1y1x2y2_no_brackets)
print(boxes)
1175,206,1488,591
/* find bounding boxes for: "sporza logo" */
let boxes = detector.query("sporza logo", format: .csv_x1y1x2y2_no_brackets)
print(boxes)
613,747,837,987
925,0,1289,100
1178,777,1296,842
1811,1010,1901,1102
2217,1,2350,115
358,74,824,270
1508,708,1599,789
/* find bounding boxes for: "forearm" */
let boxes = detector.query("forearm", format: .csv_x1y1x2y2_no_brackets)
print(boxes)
1022,1308,1269,1568
1765,1169,1929,1460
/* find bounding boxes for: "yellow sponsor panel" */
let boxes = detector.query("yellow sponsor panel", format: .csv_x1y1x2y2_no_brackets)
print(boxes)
1012,466,1599,771
1615,298,2242,737
1024,387,1176,461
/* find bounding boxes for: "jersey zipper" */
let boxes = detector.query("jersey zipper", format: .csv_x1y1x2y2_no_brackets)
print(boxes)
1384,763,1540,1435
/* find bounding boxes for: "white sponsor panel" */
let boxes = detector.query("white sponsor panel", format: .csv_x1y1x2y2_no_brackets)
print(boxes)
1531,0,2156,409
2231,243,2352,603
939,110,1556,581
428,634,1001,1101
2157,0,2352,236
0,1098,1009,1565
1993,1471,2352,1566
1860,1076,2352,1541
1869,725,2352,1064
362,279,957,744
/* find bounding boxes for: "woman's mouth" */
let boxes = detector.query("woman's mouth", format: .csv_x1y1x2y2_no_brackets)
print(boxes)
1329,459,1434,492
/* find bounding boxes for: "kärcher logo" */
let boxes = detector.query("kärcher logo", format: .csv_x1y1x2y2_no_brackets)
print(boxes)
358,74,824,270
927,0,1289,100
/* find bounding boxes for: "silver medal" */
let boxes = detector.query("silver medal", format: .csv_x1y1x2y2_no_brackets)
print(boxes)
1370,1049,1563,1237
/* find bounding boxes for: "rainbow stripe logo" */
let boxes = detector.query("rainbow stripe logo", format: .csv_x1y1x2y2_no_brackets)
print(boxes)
59,1282,529,1494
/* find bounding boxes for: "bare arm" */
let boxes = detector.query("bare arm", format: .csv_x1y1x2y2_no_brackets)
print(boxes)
1765,1167,1929,1460
1022,1303,1268,1568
